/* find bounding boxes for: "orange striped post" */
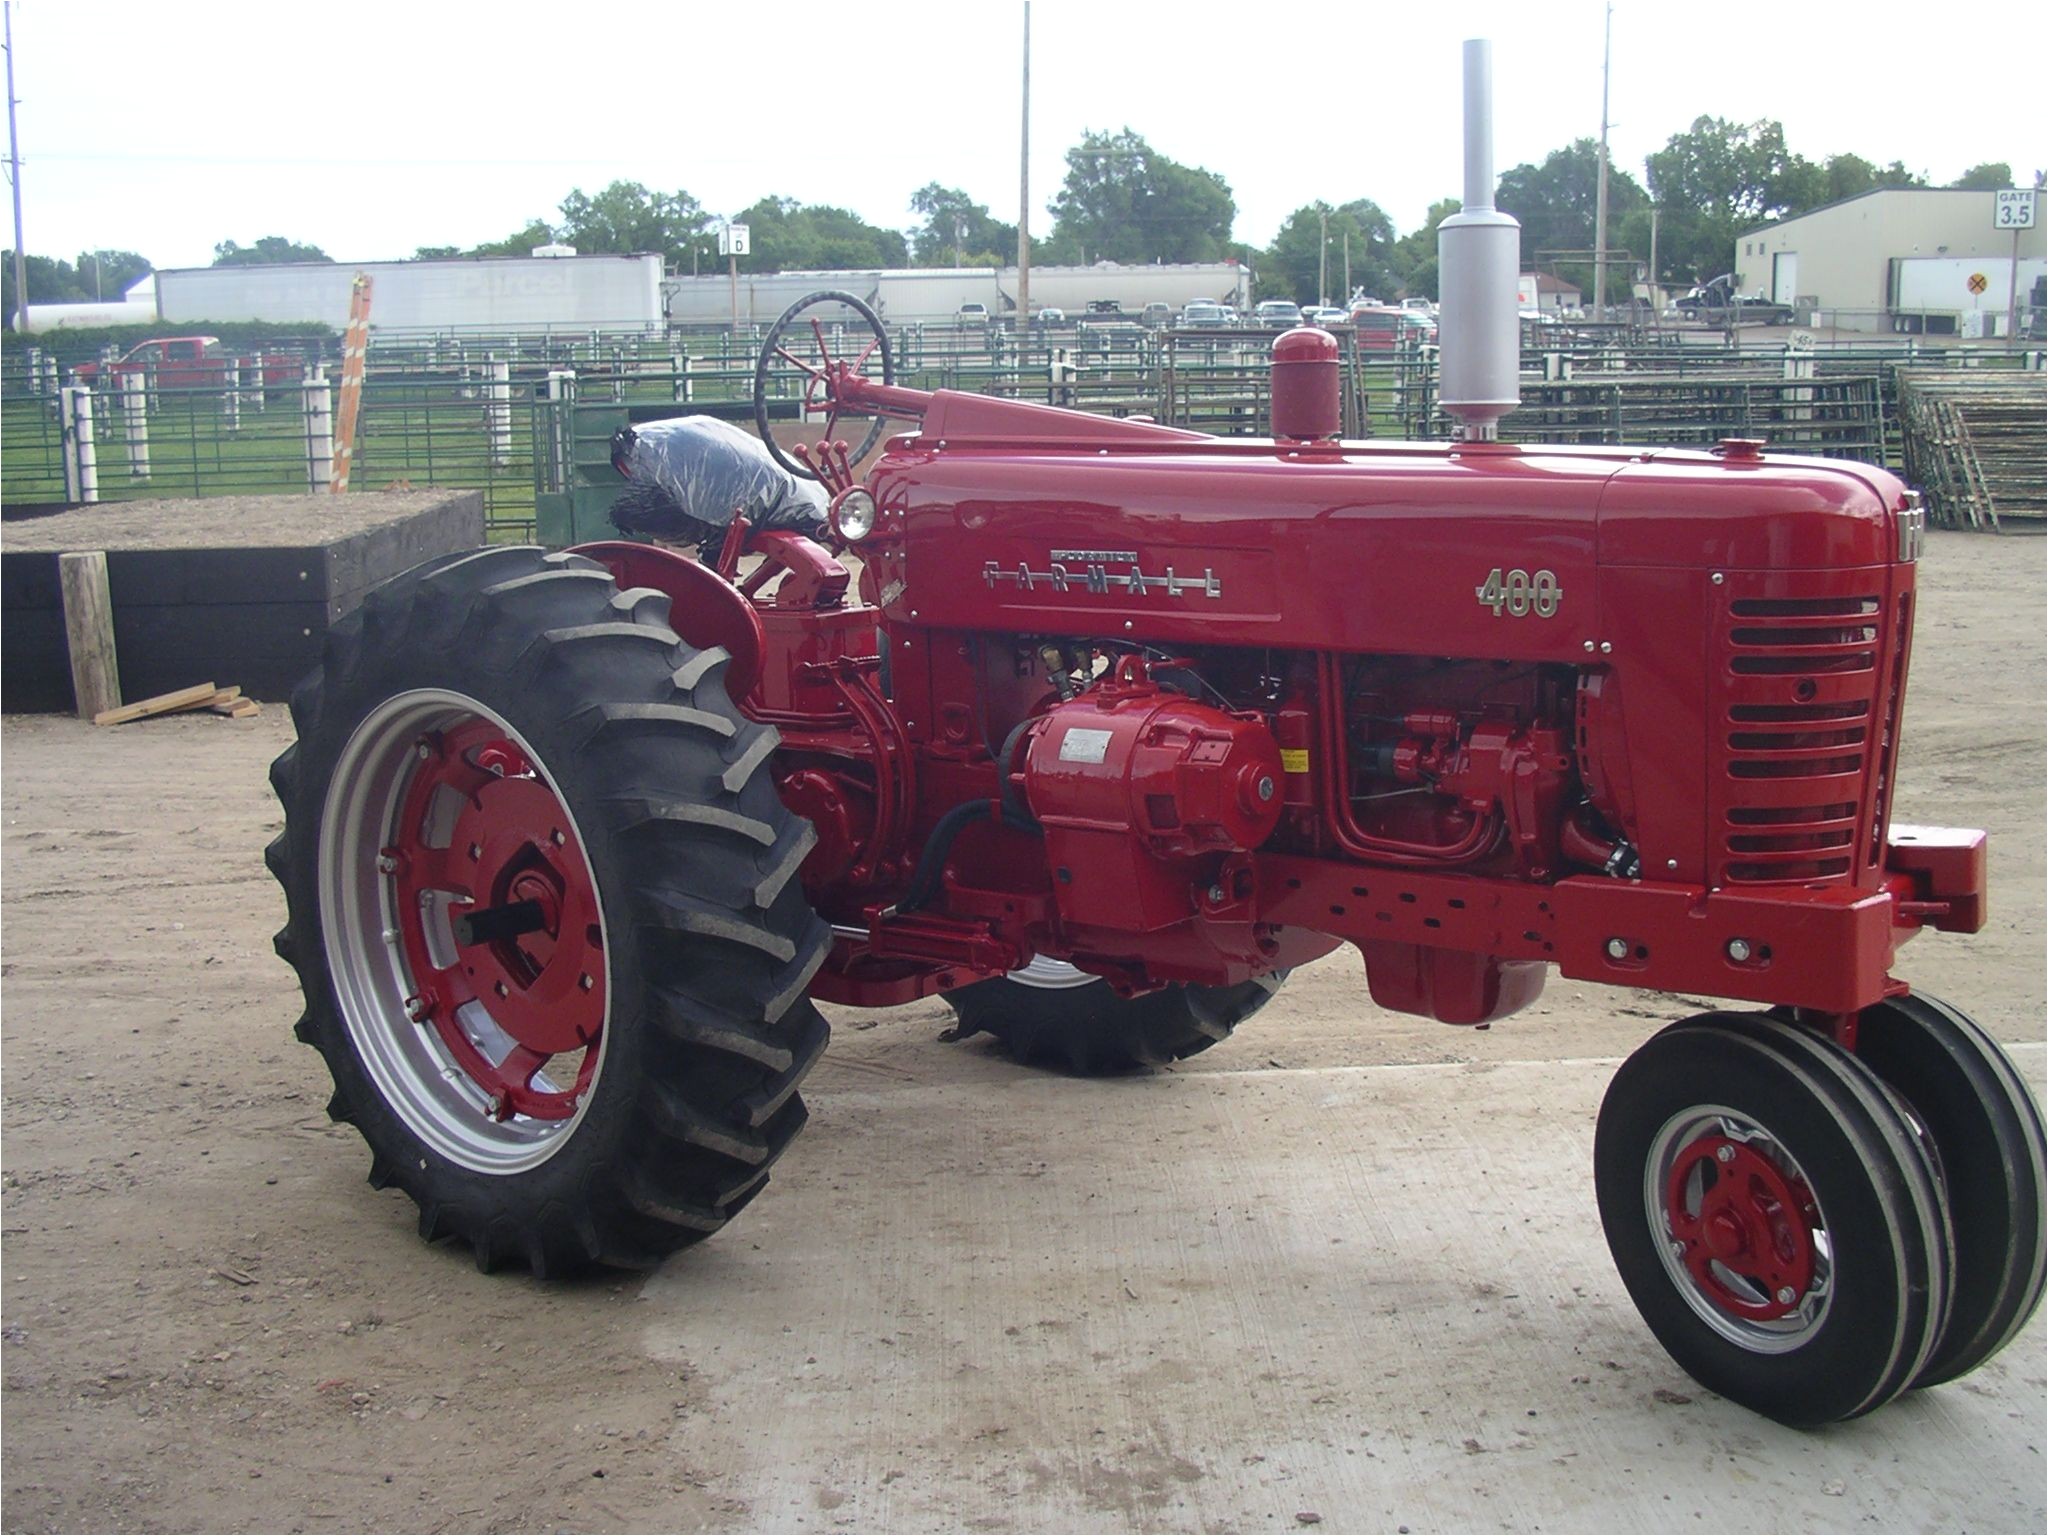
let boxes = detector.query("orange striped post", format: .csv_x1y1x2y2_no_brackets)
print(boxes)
331,272,374,493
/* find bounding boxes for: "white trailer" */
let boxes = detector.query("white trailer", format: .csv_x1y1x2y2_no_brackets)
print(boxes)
154,254,666,334
1890,255,2046,334
662,262,1251,326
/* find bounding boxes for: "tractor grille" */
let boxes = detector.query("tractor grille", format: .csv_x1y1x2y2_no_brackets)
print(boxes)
1713,588,1901,885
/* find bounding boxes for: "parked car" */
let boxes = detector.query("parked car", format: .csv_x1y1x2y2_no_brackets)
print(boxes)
958,303,991,324
1032,306,1066,325
1400,297,1437,314
1305,306,1350,328
1348,305,1435,350
1254,299,1304,329
1140,302,1173,328
1180,300,1234,329
71,335,301,389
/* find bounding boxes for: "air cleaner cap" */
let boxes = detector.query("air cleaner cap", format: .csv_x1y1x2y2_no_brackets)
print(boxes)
1270,327,1341,441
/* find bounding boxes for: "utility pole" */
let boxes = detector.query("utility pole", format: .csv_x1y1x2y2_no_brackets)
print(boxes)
1593,1,1612,321
1016,1,1031,334
1343,231,1351,306
1318,208,1329,307
5,0,28,335
2004,174,2039,352
1648,206,1660,331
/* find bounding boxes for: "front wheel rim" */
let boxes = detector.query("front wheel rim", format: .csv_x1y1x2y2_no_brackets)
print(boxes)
1645,1104,1833,1353
317,689,611,1175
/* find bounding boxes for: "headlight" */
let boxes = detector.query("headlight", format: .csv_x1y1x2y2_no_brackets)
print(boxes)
832,487,878,543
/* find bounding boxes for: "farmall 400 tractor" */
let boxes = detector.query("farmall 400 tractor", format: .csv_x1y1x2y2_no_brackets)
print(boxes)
266,45,2042,1427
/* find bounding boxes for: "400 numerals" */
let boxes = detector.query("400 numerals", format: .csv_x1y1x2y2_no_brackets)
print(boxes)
1475,567,1563,618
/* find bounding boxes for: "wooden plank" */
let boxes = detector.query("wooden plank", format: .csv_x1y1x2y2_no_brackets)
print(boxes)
58,551,121,722
216,698,261,718
92,681,218,727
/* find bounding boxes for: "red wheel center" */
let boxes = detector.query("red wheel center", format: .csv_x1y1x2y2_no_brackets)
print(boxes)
1666,1136,1817,1320
386,725,607,1121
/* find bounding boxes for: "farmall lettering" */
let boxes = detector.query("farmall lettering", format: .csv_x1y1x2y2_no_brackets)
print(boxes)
983,548,1223,599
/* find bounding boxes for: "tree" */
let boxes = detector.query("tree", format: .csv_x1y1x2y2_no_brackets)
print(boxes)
1387,198,1461,301
212,236,331,266
1645,117,1809,282
733,197,907,273
1951,162,2015,190
74,248,151,300
465,220,561,259
1041,129,1235,264
1496,139,1651,291
1776,152,1927,213
556,181,709,266
1262,199,1396,305
907,184,1016,267
3,249,153,316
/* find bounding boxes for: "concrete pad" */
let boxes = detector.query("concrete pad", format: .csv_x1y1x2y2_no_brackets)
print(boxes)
642,1045,2048,1534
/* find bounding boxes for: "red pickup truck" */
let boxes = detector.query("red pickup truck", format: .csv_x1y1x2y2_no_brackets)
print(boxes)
71,336,304,388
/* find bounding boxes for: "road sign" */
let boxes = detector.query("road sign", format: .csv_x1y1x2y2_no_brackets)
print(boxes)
1968,272,1988,295
1993,190,2036,230
719,223,751,258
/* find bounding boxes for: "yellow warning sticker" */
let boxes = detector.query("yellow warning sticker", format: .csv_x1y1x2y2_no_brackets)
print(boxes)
1280,748,1311,774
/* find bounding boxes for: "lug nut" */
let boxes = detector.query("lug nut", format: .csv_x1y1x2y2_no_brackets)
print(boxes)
415,741,432,761
550,828,566,847
1726,938,1753,963
468,843,482,861
578,973,595,992
1775,1286,1797,1305
1716,1144,1737,1164
1256,775,1275,803
1605,938,1628,960
1206,885,1228,905
376,852,399,874
494,981,510,998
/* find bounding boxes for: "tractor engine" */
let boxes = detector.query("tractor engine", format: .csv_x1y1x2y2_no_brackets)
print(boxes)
1020,658,1284,933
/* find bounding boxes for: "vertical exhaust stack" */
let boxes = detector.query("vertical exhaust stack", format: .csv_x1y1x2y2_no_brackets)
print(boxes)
1437,39,1521,442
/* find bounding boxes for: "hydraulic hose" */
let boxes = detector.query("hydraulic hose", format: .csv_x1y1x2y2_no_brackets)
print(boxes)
897,799,1041,915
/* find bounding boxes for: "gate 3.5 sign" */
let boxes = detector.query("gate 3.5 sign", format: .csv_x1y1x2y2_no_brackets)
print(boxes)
1994,190,2036,230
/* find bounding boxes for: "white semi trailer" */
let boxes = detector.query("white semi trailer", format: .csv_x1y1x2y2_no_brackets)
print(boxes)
153,254,666,334
662,262,1251,326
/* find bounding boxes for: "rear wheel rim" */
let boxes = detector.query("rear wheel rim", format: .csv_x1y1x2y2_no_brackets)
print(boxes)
1646,1104,1833,1352
318,688,610,1174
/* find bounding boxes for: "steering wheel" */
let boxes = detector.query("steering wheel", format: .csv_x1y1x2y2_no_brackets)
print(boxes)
753,289,896,481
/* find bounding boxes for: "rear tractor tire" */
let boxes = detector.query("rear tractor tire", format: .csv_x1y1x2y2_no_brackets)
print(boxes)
266,546,832,1275
945,961,1288,1075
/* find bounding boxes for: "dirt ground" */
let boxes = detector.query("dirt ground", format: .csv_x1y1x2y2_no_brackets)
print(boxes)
2,529,2042,1533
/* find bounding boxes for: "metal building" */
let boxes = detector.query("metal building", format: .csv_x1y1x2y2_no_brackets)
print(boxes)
1734,188,2045,335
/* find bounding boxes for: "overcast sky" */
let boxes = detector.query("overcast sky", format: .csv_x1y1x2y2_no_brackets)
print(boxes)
9,0,2041,274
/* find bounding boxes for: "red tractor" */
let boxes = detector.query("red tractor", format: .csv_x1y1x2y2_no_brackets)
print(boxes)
264,49,2040,1429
